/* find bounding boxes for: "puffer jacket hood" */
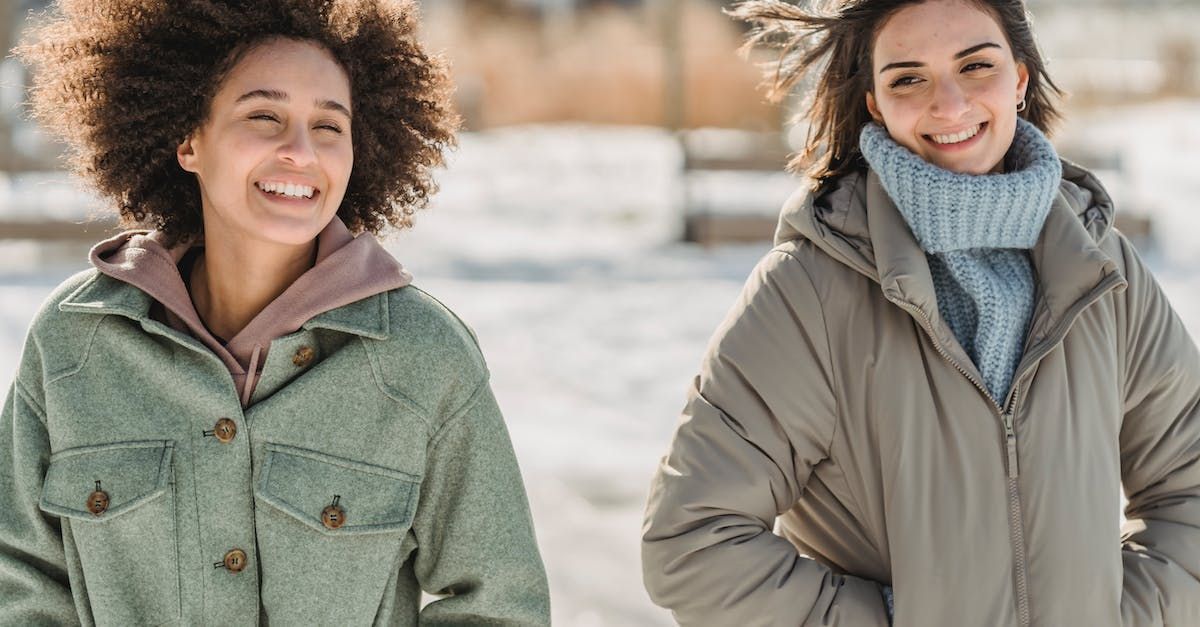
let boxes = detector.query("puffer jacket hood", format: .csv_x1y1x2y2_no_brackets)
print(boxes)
772,160,1125,403
87,216,411,407
775,159,1115,284
643,159,1200,626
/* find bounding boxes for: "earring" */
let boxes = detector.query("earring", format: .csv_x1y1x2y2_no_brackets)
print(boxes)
1016,99,1027,112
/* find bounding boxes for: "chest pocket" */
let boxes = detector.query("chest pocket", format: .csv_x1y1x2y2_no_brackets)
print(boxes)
39,440,180,627
254,442,420,624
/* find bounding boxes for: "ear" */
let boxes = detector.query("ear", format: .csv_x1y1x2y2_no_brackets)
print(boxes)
865,91,884,124
1015,61,1030,104
176,134,200,174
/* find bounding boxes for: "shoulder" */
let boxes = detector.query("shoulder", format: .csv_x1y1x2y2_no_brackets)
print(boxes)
365,284,490,429
767,236,872,307
384,284,483,359
711,243,842,362
27,268,103,333
13,268,107,396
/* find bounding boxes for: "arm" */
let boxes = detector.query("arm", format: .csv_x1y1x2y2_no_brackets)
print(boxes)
1117,237,1200,626
412,380,550,626
642,249,889,626
0,376,79,624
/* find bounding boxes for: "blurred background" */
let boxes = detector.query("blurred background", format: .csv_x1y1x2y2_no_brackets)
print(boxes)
2,1,1199,624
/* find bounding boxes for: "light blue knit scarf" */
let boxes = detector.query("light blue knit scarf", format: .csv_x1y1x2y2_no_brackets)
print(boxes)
859,118,1062,402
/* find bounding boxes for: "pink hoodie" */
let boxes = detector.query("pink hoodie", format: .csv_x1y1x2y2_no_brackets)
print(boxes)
88,217,412,408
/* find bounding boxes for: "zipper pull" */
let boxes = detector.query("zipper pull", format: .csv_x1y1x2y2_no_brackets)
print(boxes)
1003,412,1019,478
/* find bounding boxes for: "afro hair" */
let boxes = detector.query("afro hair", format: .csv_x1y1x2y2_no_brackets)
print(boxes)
16,0,459,246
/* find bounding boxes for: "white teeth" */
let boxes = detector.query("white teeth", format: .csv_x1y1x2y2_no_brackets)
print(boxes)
931,123,982,145
257,182,315,199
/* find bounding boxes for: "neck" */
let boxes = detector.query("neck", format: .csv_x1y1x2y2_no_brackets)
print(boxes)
189,215,317,342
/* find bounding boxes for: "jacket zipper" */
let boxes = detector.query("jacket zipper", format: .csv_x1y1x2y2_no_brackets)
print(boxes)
888,269,1128,624
888,270,1125,627
1001,386,1030,627
891,296,1032,624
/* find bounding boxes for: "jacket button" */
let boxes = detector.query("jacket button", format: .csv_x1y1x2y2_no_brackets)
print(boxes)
86,489,109,516
213,418,237,444
321,504,346,529
223,548,247,573
292,345,315,368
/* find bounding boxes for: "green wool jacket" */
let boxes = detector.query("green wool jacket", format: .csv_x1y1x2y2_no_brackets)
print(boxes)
0,269,550,625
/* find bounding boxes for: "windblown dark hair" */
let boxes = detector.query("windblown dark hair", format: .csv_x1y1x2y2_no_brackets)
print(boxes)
729,0,1065,185
16,0,458,246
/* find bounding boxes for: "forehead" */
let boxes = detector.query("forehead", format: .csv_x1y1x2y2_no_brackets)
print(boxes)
874,0,1006,60
216,38,351,105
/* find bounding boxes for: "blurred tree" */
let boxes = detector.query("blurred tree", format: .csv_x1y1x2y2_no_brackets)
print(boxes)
2,0,54,170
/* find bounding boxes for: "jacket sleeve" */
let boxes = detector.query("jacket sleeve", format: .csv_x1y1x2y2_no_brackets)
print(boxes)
0,373,79,623
411,378,550,626
642,249,890,626
1116,237,1200,626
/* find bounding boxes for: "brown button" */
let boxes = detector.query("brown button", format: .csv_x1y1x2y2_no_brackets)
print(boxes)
213,418,237,444
223,548,247,573
292,345,314,368
86,489,109,516
321,504,346,529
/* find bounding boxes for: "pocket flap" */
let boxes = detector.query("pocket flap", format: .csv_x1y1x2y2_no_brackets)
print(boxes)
40,440,174,521
256,443,419,536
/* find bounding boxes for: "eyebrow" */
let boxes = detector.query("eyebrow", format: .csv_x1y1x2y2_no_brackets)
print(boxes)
234,89,352,119
878,42,1003,74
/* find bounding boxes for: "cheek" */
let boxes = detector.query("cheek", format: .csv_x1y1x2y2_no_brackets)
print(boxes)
876,92,921,125
875,95,925,146
324,142,355,184
972,70,1020,105
219,138,271,187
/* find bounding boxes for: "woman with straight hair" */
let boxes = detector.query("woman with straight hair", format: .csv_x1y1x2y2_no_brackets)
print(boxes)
642,1,1200,625
1,1,549,624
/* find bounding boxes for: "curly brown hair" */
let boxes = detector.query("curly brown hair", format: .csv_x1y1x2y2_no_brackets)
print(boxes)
15,0,458,246
729,0,1065,186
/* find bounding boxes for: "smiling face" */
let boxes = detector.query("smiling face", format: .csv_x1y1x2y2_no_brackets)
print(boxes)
177,38,353,246
865,0,1029,174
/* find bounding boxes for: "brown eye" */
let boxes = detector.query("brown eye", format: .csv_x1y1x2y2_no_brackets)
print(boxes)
890,76,921,89
962,62,994,72
250,114,279,123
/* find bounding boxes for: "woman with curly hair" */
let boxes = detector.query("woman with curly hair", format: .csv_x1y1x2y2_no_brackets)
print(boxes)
642,1,1200,625
1,1,549,624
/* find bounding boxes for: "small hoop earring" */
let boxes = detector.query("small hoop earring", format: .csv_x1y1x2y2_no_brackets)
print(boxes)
1016,99,1027,112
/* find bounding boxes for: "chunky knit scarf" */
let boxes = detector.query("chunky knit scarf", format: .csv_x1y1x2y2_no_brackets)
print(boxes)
859,118,1062,402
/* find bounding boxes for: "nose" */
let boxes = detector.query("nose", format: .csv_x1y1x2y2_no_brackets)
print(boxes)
929,79,970,121
277,126,318,167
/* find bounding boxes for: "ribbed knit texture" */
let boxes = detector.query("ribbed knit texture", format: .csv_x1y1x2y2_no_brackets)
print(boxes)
859,118,1062,401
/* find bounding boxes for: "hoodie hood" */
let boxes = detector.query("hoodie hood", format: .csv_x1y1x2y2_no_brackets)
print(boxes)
88,216,412,407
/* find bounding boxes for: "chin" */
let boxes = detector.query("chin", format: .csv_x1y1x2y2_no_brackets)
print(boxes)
249,215,331,246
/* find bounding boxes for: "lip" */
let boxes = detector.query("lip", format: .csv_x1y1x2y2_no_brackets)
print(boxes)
922,121,988,152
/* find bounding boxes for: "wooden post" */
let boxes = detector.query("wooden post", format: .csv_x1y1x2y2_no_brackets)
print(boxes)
0,0,17,171
661,0,684,130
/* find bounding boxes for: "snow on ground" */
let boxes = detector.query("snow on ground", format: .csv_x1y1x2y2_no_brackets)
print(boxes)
2,101,1199,625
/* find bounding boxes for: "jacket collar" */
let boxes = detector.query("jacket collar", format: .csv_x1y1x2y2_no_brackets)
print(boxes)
777,159,1127,384
58,269,392,341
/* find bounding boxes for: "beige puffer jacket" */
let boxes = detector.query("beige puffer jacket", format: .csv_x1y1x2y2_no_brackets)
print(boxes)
642,162,1200,626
